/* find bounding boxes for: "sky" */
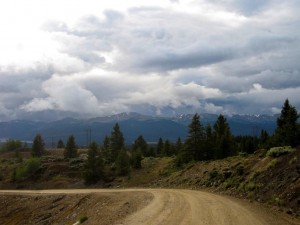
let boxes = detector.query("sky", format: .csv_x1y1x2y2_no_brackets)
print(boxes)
0,0,299,120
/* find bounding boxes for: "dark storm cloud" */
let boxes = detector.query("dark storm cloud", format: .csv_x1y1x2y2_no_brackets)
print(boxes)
0,65,54,119
125,45,234,72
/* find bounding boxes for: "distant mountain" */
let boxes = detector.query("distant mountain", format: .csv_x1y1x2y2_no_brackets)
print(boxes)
173,113,278,136
0,112,278,147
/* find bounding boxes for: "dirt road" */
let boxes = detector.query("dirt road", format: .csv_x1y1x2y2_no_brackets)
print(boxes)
0,189,299,225
120,189,298,225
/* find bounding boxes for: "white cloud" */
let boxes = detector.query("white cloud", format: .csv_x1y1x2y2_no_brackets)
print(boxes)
0,0,299,120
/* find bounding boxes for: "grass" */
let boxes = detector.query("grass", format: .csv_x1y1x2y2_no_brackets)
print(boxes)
245,182,260,192
267,159,277,169
289,156,297,165
52,175,71,182
250,170,261,180
123,157,173,186
238,182,260,192
271,195,285,206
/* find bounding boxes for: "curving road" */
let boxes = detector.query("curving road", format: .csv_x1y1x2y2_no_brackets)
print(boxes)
120,189,293,225
0,189,298,225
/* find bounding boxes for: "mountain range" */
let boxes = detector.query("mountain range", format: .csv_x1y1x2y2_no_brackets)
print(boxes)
0,112,278,147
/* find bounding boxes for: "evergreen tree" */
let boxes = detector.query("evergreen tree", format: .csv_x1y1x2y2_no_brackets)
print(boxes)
184,113,205,161
274,99,299,147
116,149,130,176
156,137,164,157
101,135,110,163
57,139,65,149
203,124,214,160
175,137,183,155
109,123,125,162
259,129,269,149
83,142,103,184
213,114,233,159
31,134,45,157
163,139,171,156
148,147,156,157
131,148,143,169
235,136,258,154
64,135,77,159
1,139,22,152
132,135,148,156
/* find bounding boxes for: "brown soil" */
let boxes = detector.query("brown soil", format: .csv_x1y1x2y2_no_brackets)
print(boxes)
0,190,153,225
1,189,299,225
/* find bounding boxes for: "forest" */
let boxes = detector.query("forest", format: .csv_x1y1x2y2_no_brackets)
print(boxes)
1,99,299,184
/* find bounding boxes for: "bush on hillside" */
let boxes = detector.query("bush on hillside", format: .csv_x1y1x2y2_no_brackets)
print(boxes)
266,146,294,157
11,157,41,182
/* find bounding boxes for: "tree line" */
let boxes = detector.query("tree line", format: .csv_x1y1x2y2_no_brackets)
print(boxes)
3,99,300,184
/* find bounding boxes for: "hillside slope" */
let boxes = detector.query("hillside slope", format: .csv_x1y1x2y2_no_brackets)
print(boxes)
152,149,300,217
0,148,299,218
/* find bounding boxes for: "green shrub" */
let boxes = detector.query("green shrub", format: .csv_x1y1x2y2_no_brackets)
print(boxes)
236,165,244,176
267,146,294,157
222,170,232,179
238,182,260,192
79,215,88,223
224,178,238,189
271,195,284,206
12,157,41,182
245,182,260,192
209,169,220,179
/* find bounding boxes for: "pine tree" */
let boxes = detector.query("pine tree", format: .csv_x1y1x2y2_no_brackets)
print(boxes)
31,134,45,157
83,142,103,184
116,149,130,176
101,135,110,163
203,124,214,160
109,123,125,162
213,114,233,159
184,113,205,161
259,129,269,149
64,135,77,159
131,148,142,169
274,99,299,147
57,139,65,149
175,137,183,155
163,139,172,156
132,135,148,156
156,137,164,157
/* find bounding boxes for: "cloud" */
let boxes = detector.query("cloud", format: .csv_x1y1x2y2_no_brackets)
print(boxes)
0,0,300,120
